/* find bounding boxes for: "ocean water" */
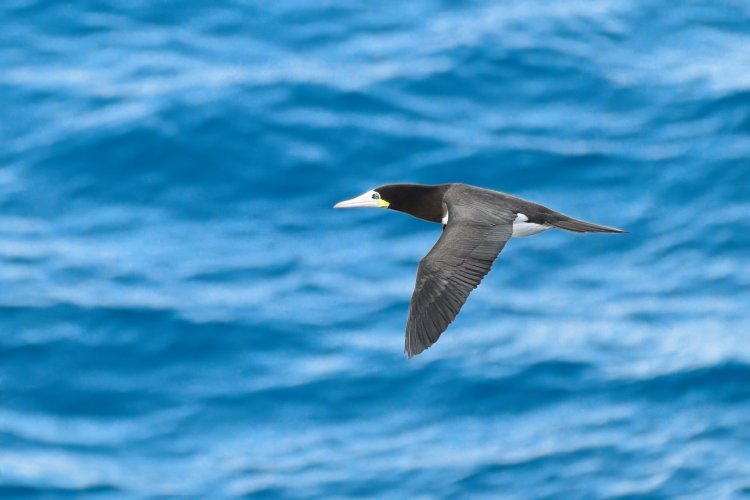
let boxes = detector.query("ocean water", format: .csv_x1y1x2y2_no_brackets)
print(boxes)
2,0,750,497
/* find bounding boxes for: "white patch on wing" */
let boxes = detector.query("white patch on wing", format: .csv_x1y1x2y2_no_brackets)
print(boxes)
512,213,550,237
442,211,449,225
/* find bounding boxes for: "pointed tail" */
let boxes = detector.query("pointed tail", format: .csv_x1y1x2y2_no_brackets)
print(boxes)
552,216,625,233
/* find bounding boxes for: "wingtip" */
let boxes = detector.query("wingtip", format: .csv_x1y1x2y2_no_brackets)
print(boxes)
405,342,429,359
404,344,420,359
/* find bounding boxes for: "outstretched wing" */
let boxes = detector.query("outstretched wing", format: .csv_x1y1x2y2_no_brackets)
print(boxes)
405,199,515,357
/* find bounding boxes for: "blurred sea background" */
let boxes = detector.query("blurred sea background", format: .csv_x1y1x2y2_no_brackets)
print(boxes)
2,0,750,498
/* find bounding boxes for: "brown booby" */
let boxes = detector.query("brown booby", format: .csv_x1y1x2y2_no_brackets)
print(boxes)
335,183,624,358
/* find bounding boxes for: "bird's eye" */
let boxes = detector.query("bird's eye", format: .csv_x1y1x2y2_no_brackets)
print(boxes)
372,193,380,200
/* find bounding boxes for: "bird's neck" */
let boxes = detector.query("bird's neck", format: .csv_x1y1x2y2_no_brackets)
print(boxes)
387,184,448,223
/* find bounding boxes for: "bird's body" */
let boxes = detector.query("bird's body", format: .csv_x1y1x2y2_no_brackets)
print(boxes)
335,183,623,358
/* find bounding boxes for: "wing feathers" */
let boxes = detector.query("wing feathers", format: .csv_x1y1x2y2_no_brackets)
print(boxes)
405,196,515,358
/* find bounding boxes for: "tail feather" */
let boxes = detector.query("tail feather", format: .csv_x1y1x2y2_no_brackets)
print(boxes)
552,217,625,233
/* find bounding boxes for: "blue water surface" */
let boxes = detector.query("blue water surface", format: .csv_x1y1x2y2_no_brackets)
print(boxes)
2,0,750,497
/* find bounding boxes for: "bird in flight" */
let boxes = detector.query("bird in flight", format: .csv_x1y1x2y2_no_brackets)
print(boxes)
335,183,624,358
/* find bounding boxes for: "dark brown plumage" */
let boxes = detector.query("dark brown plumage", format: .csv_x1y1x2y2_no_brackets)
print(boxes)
335,183,624,357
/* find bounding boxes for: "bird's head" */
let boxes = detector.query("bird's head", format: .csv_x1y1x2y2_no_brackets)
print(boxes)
334,184,448,223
